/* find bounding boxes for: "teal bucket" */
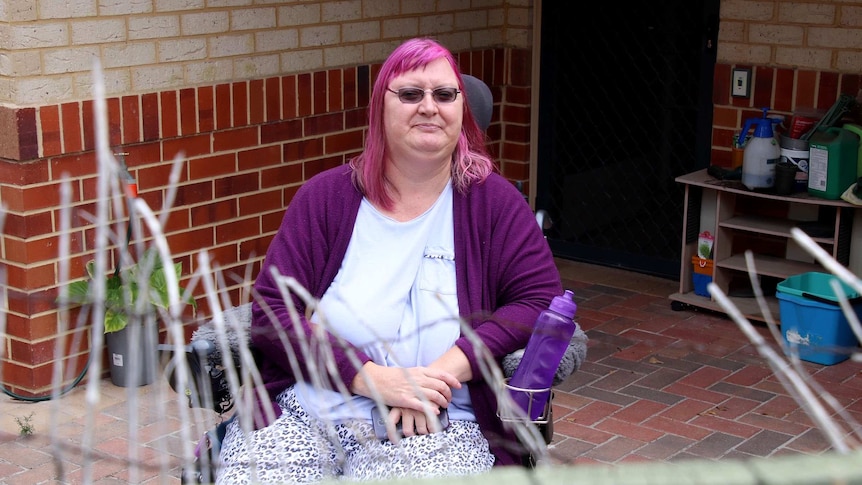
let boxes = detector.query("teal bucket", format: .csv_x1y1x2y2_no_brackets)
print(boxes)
776,272,861,365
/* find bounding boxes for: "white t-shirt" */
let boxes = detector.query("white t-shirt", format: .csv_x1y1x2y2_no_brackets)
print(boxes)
294,181,475,423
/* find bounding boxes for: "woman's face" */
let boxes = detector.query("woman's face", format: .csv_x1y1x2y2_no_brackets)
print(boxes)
383,57,463,168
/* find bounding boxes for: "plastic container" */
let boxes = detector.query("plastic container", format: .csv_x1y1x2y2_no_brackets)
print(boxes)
842,123,862,177
788,112,819,139
741,108,782,190
106,321,159,387
508,290,577,420
774,162,797,195
691,256,713,297
807,127,860,199
779,135,809,192
776,272,862,365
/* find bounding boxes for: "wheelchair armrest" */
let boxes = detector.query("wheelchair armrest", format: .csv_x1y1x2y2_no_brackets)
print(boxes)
502,326,589,384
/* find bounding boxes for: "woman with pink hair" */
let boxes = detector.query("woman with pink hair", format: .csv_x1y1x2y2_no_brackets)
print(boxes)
217,37,561,483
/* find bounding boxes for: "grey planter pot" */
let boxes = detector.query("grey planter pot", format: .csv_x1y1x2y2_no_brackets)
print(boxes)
105,320,158,387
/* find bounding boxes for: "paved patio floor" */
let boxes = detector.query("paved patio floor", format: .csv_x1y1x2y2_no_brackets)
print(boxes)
1,259,860,484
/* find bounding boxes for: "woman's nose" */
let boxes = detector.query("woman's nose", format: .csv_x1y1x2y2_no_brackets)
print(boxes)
416,93,438,115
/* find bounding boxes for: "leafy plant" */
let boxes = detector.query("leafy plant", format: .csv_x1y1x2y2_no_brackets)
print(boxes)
60,249,197,333
15,413,34,437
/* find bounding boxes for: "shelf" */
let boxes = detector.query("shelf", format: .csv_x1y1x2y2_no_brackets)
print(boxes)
674,170,857,208
669,291,781,324
672,168,858,324
716,254,823,280
719,214,835,245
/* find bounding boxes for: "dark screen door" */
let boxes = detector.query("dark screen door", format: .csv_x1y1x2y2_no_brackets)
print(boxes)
536,1,719,279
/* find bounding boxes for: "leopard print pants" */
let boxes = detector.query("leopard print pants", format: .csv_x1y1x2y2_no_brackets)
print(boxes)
215,387,495,484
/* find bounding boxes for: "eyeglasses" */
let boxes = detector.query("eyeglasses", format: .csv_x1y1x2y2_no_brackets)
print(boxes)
386,87,461,104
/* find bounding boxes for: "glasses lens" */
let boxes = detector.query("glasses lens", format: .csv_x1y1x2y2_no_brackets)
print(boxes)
432,88,458,103
391,87,459,104
397,88,425,104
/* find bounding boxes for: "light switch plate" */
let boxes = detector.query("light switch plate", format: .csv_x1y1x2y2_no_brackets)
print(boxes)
732,68,751,98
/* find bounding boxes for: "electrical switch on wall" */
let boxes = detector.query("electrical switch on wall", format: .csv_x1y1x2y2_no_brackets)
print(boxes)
732,68,751,98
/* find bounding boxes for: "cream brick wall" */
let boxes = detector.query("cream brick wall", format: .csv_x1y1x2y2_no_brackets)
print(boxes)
716,0,862,70
129,15,181,39
278,4,321,26
158,38,207,62
4,0,859,107
71,19,128,44
0,0,519,107
232,7,278,30
155,0,204,13
38,0,98,19
181,11,230,36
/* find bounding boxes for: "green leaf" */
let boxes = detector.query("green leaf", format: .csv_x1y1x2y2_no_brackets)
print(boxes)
63,280,92,305
104,309,129,334
57,248,197,333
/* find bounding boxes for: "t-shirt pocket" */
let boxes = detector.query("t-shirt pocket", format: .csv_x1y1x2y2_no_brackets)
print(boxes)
418,247,456,296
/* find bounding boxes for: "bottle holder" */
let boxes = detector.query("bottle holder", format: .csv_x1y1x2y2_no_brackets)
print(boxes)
498,381,553,425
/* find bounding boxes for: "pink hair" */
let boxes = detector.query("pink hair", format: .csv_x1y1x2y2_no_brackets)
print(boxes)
349,38,495,210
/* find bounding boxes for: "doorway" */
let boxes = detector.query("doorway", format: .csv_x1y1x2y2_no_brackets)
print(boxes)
535,1,719,279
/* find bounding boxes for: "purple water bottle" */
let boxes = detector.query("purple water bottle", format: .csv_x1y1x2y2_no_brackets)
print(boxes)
508,290,577,420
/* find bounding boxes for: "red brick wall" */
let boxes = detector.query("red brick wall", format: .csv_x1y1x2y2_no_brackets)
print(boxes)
709,63,862,168
0,47,527,396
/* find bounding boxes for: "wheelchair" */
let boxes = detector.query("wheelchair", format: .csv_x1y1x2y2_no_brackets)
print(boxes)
162,74,587,482
162,301,587,482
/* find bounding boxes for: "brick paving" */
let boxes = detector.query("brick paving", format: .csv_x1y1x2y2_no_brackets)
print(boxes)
0,377,205,484
1,259,860,483
547,259,862,466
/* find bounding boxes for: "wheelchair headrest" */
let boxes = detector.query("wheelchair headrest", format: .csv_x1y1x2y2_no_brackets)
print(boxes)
462,74,493,131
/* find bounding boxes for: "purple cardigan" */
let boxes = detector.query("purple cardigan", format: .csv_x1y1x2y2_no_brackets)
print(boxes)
250,164,562,466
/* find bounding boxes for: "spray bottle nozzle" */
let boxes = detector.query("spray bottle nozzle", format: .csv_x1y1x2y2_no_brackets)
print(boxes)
741,107,782,140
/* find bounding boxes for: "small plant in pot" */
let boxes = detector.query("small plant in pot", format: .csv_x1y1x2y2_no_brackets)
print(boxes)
61,249,197,387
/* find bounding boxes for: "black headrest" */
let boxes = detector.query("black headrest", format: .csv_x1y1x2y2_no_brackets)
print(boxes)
462,74,493,131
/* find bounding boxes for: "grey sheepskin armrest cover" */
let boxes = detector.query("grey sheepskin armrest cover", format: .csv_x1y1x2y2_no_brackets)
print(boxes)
192,303,589,385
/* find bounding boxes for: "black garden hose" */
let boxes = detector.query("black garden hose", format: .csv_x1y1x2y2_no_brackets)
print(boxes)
1,355,90,402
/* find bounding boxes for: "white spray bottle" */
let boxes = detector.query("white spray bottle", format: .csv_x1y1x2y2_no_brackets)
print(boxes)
741,107,782,190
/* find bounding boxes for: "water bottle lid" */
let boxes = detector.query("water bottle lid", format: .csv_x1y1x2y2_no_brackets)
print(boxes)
549,289,577,319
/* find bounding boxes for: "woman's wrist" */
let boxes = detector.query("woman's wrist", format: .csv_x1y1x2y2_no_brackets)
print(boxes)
349,361,379,397
430,347,471,382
